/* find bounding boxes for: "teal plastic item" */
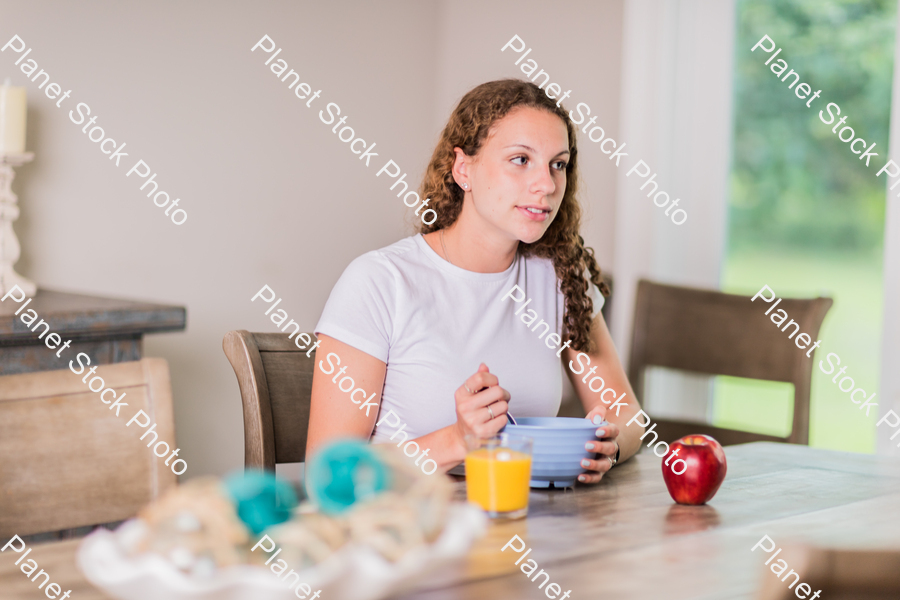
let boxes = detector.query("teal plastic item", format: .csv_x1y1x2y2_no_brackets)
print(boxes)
305,439,390,515
223,469,298,535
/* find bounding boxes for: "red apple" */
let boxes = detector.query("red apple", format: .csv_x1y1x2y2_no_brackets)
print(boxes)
662,434,727,505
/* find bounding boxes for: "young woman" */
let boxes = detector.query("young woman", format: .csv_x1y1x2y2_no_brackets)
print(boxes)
306,79,644,483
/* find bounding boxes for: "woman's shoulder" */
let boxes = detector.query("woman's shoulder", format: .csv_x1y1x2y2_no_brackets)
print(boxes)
339,235,424,283
318,238,426,361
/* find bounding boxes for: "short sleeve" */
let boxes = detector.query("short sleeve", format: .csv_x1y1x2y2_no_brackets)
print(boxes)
314,253,397,363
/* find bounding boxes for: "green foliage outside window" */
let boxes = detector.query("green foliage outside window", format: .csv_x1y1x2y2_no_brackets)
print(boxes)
719,0,894,453
731,0,894,251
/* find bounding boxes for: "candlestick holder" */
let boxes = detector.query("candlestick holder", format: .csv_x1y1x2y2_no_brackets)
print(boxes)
0,152,36,296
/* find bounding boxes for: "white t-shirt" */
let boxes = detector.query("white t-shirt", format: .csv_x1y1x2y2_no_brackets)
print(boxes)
314,234,605,443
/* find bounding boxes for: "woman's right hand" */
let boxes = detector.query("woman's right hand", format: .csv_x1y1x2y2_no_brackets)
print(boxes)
453,363,510,444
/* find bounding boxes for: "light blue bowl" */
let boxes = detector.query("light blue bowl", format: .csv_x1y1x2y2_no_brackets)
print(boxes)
503,417,602,488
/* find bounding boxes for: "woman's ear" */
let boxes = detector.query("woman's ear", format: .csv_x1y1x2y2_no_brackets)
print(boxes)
452,147,469,188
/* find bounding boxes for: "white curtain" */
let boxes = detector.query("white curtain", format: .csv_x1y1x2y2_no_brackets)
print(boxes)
878,2,900,456
612,0,736,420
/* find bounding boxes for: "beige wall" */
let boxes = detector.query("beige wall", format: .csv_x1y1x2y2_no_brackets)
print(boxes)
1,0,623,478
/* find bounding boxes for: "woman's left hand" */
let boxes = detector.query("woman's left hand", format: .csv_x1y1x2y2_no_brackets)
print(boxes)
577,408,620,484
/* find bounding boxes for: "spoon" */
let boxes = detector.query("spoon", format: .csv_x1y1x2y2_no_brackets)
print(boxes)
475,383,517,425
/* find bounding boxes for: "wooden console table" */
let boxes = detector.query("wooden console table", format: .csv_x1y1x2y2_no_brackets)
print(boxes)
0,289,186,375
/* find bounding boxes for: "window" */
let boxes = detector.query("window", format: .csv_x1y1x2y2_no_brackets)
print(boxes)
715,0,896,452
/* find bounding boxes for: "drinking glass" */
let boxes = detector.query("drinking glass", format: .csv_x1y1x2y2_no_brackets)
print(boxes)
464,434,533,519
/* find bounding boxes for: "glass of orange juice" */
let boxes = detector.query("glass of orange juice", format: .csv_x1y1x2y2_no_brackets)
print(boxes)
465,434,533,519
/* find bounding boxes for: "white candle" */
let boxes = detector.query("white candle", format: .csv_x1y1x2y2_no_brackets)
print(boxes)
0,79,27,154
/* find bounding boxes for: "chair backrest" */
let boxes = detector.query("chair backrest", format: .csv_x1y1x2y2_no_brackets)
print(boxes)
628,279,833,445
0,358,177,538
223,331,315,470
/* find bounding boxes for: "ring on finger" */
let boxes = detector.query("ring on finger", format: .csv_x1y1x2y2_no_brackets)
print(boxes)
487,404,495,420
464,384,474,394
606,455,614,469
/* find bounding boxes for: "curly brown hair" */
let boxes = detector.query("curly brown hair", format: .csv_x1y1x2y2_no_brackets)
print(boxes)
417,78,610,353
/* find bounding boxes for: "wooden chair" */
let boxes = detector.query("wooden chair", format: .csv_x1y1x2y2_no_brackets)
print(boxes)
223,331,315,471
758,545,900,599
0,359,177,539
628,279,833,445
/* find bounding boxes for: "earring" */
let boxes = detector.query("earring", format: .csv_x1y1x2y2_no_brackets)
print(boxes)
463,183,469,189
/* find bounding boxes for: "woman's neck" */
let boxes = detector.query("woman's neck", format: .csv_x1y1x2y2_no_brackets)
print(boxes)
430,204,519,274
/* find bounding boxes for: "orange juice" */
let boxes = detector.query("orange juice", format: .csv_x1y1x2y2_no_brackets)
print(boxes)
465,448,532,513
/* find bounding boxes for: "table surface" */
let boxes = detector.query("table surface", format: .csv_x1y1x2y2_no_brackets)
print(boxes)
0,289,185,342
3,442,899,600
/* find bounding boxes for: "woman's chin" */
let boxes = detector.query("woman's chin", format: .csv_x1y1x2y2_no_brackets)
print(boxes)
516,225,550,245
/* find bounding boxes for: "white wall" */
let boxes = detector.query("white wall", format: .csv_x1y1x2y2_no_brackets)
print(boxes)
2,0,439,477
2,0,624,478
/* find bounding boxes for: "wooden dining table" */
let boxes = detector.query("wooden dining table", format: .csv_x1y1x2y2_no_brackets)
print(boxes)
3,442,900,600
